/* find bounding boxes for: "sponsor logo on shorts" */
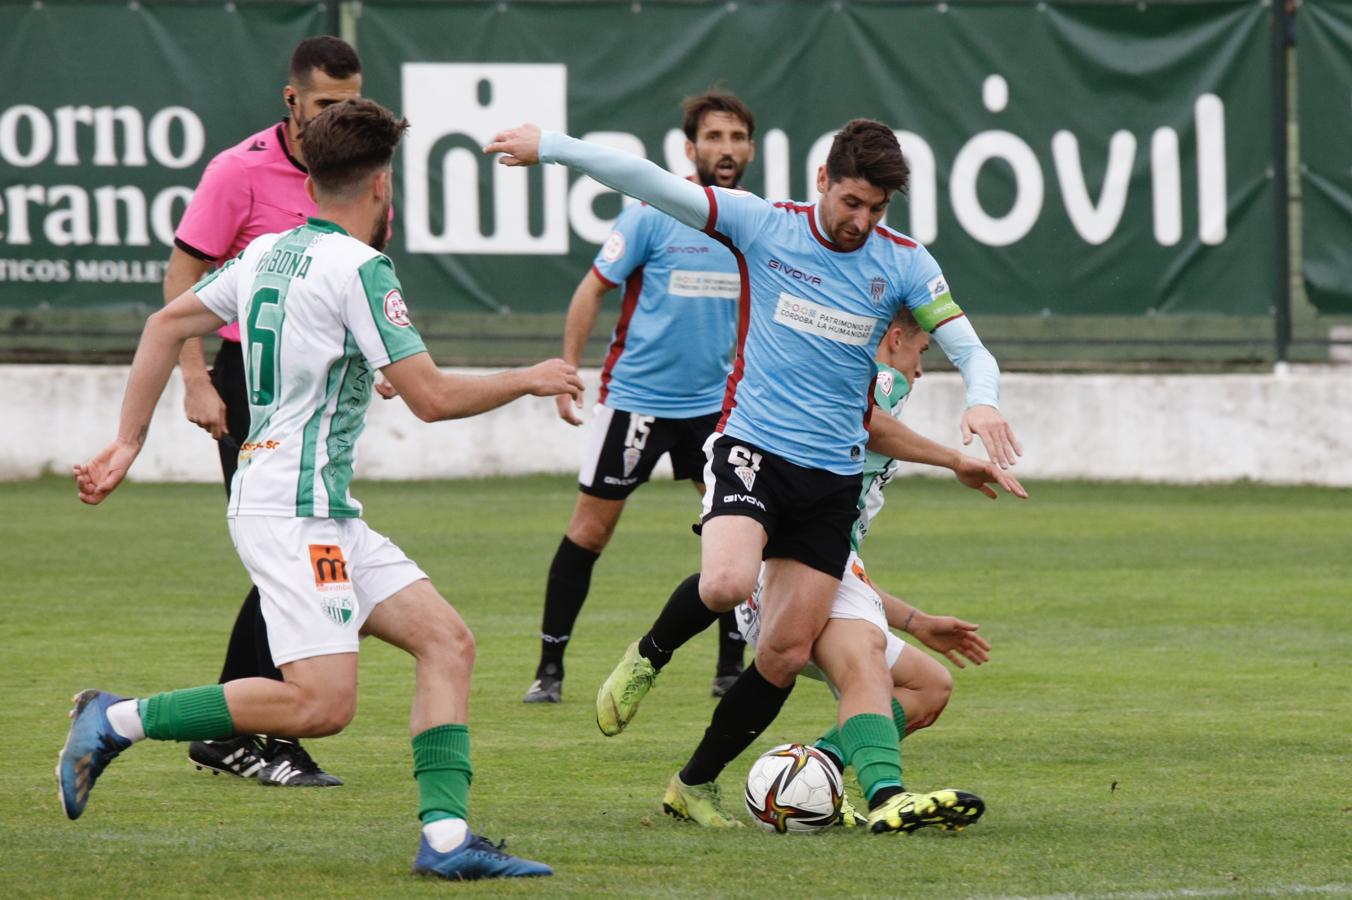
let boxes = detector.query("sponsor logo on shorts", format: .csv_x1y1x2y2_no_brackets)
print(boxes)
722,492,767,511
602,230,625,262
383,289,411,327
309,544,350,591
622,446,641,478
603,475,639,486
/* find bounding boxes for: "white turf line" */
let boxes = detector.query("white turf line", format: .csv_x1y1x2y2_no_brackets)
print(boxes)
980,885,1352,900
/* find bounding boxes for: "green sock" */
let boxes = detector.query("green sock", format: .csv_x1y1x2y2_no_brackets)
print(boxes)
412,724,472,824
814,726,844,767
840,713,902,801
139,685,234,741
892,698,907,740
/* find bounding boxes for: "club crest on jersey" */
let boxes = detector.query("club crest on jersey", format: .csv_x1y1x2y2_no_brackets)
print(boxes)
383,289,411,327
602,230,626,262
877,370,895,396
622,447,641,478
870,277,887,308
735,465,757,492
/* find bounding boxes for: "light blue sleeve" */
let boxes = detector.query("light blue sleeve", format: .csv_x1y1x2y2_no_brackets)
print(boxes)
905,245,1000,408
540,131,709,231
705,187,774,251
591,203,654,287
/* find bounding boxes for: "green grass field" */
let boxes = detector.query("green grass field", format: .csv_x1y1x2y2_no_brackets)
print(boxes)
2,475,1350,898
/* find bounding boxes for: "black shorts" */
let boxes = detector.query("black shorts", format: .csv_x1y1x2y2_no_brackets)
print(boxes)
701,434,861,579
578,406,720,500
209,339,251,495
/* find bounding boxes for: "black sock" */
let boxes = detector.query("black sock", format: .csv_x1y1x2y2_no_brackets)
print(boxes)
715,610,746,674
220,586,275,682
679,662,793,785
537,536,600,679
637,573,716,671
869,785,904,809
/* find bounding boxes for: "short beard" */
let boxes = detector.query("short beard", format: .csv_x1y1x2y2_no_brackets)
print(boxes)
370,202,391,253
695,159,744,189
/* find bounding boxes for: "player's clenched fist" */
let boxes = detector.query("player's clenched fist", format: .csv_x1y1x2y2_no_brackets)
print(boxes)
523,358,584,402
484,124,542,167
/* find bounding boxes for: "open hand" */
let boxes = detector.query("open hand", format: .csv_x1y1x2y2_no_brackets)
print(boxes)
954,454,1028,500
908,612,991,668
484,123,542,167
962,404,1021,469
73,440,140,505
555,391,584,426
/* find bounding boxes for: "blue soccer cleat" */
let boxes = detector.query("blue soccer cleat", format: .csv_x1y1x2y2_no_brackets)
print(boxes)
411,832,553,881
57,689,131,820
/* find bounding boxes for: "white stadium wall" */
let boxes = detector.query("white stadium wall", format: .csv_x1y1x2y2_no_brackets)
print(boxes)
3,365,1350,486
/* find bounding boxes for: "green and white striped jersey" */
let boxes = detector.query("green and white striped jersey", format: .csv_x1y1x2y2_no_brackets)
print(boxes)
852,363,911,551
194,217,426,519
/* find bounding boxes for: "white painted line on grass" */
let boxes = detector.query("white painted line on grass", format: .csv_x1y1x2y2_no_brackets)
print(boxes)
979,884,1352,900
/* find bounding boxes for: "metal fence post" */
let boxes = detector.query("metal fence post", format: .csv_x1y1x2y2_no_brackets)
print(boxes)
1272,0,1292,366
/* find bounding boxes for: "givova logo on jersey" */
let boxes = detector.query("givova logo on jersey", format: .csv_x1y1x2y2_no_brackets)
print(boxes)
402,63,569,254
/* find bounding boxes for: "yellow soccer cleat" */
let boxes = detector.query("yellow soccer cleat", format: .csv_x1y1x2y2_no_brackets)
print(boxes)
662,773,744,828
866,788,985,834
595,641,658,736
837,791,867,828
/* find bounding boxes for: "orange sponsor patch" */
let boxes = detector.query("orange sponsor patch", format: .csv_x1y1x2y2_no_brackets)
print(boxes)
850,558,873,588
308,544,350,589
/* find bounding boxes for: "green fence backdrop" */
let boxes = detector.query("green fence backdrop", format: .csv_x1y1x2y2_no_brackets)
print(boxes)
0,0,1347,362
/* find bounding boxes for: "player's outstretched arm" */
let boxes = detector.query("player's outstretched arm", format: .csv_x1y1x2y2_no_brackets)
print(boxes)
486,124,710,232
381,352,583,422
876,587,990,668
930,316,1022,468
74,292,228,505
867,414,1027,499
555,269,612,425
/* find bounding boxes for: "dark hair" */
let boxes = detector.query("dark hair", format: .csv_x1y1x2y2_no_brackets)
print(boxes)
889,304,923,337
825,119,908,195
303,98,408,197
681,89,756,141
289,35,362,86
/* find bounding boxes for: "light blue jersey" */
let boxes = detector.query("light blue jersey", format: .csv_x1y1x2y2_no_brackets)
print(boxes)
537,132,1001,475
703,186,962,474
591,200,739,418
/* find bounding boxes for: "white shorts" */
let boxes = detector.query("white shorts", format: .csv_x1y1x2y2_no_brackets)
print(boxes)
228,516,428,666
736,551,905,684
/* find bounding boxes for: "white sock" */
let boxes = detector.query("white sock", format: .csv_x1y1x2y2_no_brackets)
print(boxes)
106,699,146,743
422,817,469,852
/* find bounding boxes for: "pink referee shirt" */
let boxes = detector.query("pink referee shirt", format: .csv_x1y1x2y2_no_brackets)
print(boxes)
175,121,314,342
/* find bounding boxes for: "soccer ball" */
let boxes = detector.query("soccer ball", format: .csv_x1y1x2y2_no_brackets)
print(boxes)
744,743,843,833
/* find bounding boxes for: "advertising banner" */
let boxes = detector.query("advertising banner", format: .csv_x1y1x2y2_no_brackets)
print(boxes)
1297,0,1352,315
0,1,325,308
359,0,1274,317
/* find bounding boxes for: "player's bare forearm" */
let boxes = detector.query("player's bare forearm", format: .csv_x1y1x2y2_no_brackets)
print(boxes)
163,248,214,379
867,414,961,470
877,586,921,632
384,353,583,422
563,272,611,367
